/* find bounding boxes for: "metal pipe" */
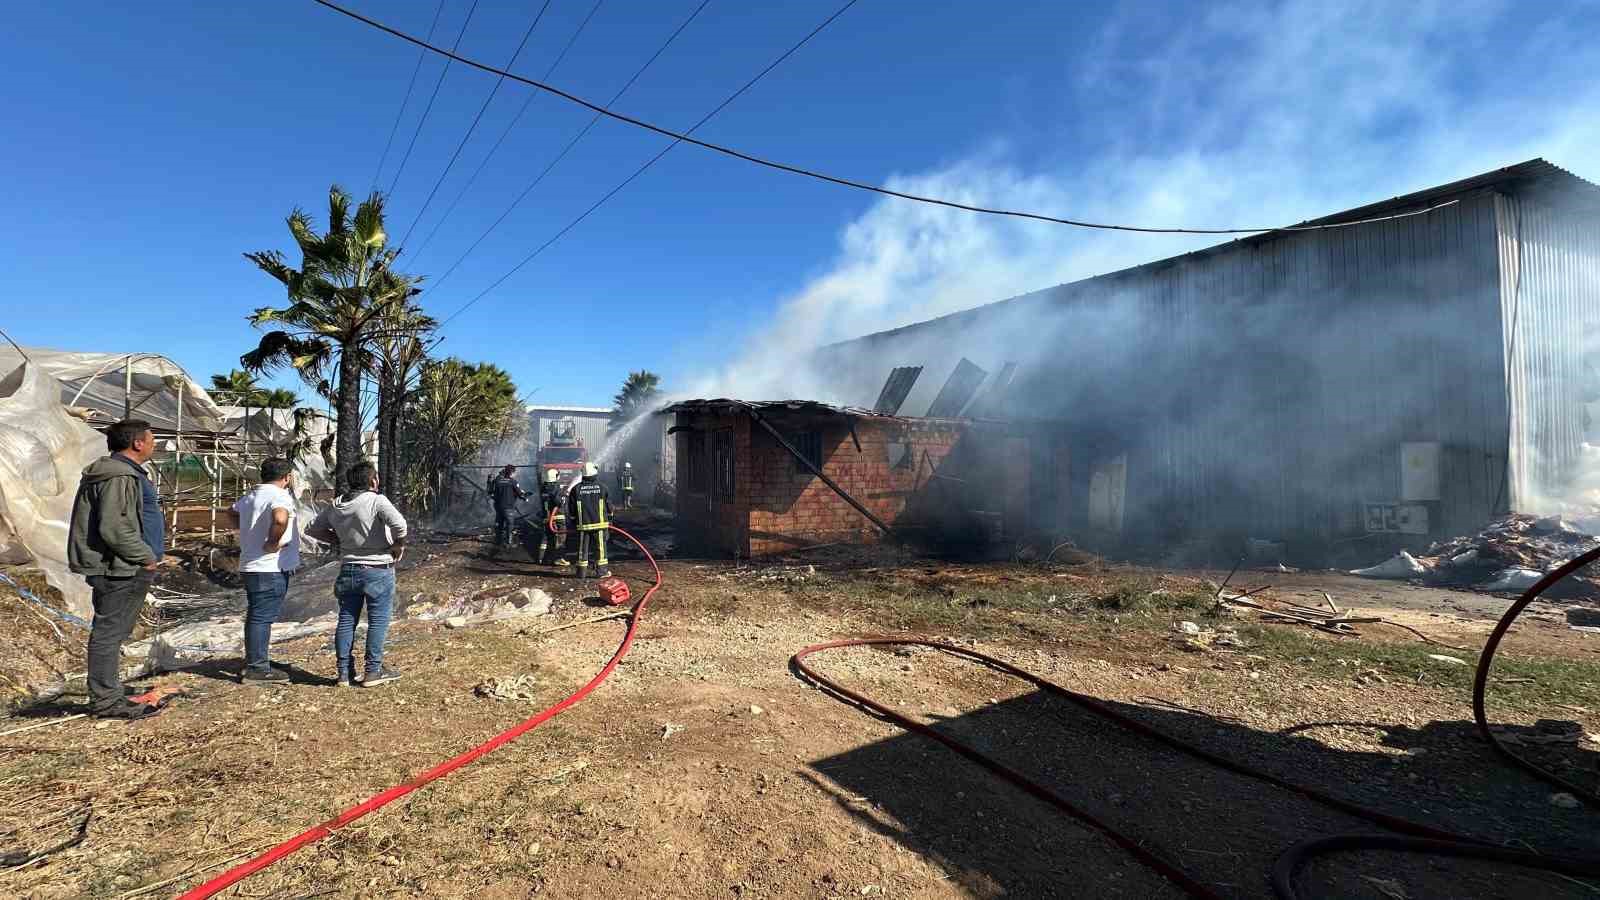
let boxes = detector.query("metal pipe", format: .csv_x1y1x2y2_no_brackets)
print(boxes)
171,399,183,530
124,355,133,419
739,403,898,541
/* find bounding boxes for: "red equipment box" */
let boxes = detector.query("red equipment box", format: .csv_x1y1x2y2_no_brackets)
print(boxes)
596,576,631,606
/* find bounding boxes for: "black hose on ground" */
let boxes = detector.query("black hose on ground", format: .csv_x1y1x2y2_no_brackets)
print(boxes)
794,548,1600,898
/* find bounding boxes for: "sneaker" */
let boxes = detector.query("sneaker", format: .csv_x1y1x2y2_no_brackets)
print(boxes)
554,558,571,567
597,567,612,578
240,667,290,686
361,666,402,688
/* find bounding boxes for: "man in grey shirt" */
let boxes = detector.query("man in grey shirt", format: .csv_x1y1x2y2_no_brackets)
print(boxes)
307,461,407,687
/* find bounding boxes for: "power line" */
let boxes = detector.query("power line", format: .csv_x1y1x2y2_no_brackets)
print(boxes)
410,0,607,263
315,0,1465,237
369,0,448,193
436,0,859,328
395,0,556,251
425,0,712,295
386,0,482,199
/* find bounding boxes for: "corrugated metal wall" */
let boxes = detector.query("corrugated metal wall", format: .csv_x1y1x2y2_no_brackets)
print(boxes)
1497,194,1600,512
817,193,1512,546
527,409,612,463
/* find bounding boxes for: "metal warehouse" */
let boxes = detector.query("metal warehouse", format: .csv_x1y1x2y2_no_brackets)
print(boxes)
813,160,1600,562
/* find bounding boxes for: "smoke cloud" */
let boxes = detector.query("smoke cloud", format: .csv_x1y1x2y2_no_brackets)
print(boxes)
685,0,1600,404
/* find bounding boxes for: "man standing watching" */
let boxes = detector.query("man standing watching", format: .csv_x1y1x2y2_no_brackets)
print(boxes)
231,458,299,685
488,464,527,551
307,462,406,688
66,419,164,720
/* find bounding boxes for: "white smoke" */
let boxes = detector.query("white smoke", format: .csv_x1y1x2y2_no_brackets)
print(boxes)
684,0,1600,402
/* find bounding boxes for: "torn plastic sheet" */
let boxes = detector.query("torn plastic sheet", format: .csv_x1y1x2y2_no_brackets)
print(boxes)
1350,550,1429,579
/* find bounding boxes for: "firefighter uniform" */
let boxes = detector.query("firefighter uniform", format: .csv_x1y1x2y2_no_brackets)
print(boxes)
568,466,611,578
489,467,526,547
618,463,635,510
537,470,569,566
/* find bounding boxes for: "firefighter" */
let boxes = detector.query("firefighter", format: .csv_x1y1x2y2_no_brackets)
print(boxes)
488,465,527,550
537,469,569,567
617,462,635,510
568,462,611,578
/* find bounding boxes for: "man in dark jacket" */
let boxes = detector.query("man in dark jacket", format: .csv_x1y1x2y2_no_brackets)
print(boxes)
487,465,527,550
67,419,164,719
568,462,611,578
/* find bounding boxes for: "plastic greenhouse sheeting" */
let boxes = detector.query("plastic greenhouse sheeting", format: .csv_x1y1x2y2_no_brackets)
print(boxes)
0,345,224,433
0,361,107,618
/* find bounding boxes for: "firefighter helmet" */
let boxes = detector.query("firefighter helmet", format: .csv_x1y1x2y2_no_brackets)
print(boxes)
583,462,599,478
623,462,632,470
545,468,559,484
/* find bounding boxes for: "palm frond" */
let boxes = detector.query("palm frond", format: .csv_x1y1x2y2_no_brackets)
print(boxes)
354,192,387,248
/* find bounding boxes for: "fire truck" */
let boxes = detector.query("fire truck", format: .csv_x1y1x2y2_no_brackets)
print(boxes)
537,417,588,485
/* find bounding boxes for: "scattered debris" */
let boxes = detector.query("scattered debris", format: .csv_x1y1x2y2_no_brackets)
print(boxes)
661,723,683,740
1427,654,1469,667
1354,515,1600,598
1483,568,1542,592
1170,621,1246,652
411,587,554,626
474,674,540,701
1549,792,1582,810
1360,875,1410,899
1351,550,1427,579
748,705,765,716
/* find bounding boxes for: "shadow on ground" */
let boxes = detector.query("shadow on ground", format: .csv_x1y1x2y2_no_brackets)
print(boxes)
806,687,1600,898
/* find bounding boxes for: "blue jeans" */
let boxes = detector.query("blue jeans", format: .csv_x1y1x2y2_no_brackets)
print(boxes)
242,571,291,673
334,564,394,679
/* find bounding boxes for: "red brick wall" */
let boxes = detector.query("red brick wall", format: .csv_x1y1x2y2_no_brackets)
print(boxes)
745,417,964,556
674,409,1037,557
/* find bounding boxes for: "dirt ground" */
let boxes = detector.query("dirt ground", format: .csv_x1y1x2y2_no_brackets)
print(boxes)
1,510,1597,899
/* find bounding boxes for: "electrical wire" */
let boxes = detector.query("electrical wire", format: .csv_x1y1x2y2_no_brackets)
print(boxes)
315,0,1464,238
393,0,556,251
410,0,610,264
370,0,448,194
420,0,710,292
385,0,482,199
433,0,858,328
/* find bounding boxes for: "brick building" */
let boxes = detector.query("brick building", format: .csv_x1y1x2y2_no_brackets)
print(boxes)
664,400,1039,557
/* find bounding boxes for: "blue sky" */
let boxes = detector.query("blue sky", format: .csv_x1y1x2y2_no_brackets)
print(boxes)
4,0,1600,408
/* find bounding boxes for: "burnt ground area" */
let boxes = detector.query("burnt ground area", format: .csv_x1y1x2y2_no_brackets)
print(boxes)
1,508,1597,899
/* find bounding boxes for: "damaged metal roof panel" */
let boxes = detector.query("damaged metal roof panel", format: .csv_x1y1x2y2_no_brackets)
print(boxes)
925,358,988,418
964,361,1018,418
872,366,923,415
662,399,902,420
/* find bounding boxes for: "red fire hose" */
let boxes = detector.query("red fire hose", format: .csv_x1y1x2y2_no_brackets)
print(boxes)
793,548,1600,898
178,521,661,899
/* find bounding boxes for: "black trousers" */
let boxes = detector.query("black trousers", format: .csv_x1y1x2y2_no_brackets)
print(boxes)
86,570,152,710
493,508,514,546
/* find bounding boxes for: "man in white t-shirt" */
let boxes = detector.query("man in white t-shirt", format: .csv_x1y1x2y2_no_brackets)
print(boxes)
230,458,300,685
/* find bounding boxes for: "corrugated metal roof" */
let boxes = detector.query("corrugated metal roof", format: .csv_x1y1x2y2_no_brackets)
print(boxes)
831,159,1600,349
526,404,613,416
872,366,922,415
926,358,988,417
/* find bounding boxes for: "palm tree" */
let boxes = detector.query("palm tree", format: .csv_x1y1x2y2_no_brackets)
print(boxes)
209,369,267,406
262,388,299,410
397,358,521,512
243,185,421,485
368,298,436,496
609,370,662,433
